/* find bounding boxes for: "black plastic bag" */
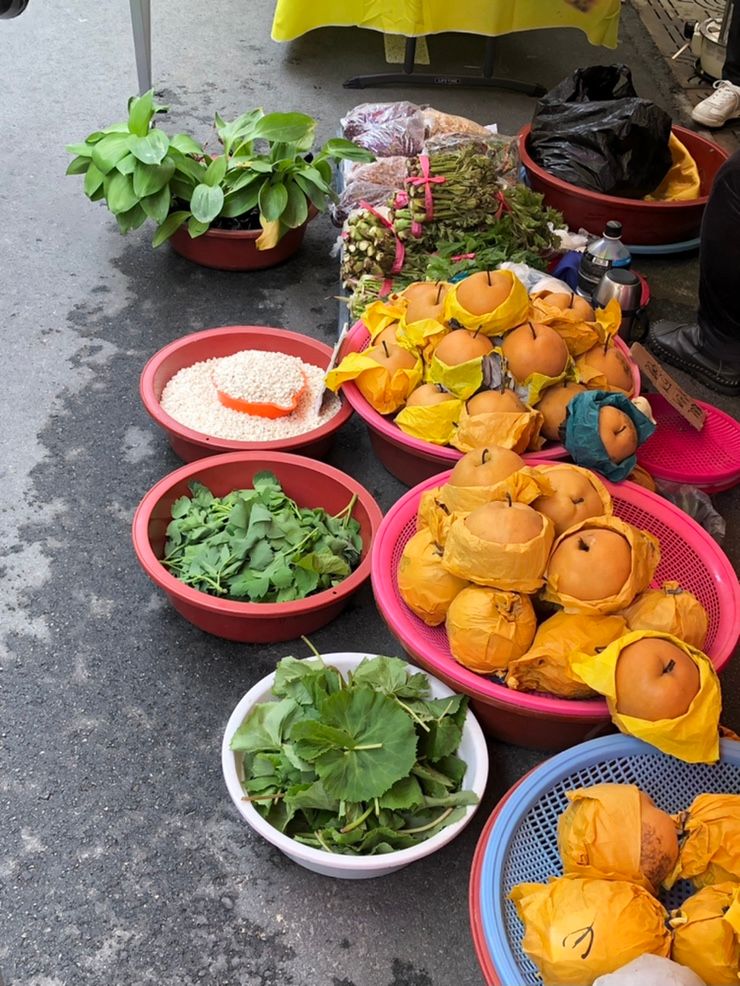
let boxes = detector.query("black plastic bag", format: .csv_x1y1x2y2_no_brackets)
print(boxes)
528,65,673,199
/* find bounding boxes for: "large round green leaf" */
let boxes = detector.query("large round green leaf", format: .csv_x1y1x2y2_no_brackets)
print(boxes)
290,687,417,802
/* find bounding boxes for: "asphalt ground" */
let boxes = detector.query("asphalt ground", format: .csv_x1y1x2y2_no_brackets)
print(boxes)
1,2,738,985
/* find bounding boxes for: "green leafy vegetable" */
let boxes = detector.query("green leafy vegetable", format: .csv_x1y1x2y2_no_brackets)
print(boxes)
230,652,477,855
162,472,362,602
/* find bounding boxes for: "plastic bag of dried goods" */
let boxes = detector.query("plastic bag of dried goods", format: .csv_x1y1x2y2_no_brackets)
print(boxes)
445,586,536,673
670,883,740,985
340,101,426,157
325,348,423,415
666,793,740,889
620,582,708,650
442,500,555,593
450,403,544,455
444,269,529,336
397,528,468,626
543,515,660,615
571,630,722,764
510,876,671,985
394,396,463,446
507,611,626,698
593,954,706,986
557,783,679,892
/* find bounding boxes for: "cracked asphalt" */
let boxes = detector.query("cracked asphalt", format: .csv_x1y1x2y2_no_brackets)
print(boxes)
1,2,737,984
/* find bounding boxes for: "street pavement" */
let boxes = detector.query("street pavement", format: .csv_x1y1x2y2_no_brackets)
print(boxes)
1,2,737,984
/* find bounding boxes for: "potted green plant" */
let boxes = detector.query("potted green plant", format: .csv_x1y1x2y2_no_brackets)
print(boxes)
66,91,373,270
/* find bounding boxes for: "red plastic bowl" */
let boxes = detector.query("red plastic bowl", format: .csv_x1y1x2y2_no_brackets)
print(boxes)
139,326,353,462
371,464,740,750
340,320,640,487
638,394,740,494
169,220,309,271
132,451,383,642
519,124,730,245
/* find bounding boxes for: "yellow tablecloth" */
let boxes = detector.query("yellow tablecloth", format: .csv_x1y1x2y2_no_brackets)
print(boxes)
272,0,621,48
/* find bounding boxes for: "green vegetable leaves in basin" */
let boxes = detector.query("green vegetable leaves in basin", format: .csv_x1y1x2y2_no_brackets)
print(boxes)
230,652,478,856
161,471,362,603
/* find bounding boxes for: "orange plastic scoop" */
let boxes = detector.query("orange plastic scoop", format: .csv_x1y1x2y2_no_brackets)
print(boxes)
216,371,308,419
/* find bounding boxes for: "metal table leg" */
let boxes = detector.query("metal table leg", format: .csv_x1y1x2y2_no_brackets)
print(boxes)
344,35,545,95
129,0,152,94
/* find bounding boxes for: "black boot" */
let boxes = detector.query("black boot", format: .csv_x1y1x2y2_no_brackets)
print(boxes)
648,321,740,396
0,0,29,17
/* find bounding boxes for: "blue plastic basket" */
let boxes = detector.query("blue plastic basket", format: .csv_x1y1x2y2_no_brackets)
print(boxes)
473,735,740,985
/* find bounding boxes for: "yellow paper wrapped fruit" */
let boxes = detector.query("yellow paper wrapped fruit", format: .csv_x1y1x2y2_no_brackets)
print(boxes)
426,327,494,399
531,289,598,353
397,528,469,627
543,515,660,615
620,581,709,650
666,793,740,889
396,281,451,359
362,297,407,340
510,876,671,986
394,384,463,446
450,389,544,455
438,446,551,516
506,612,627,698
557,783,679,893
670,883,740,985
500,320,574,406
576,339,635,397
325,341,423,414
443,496,555,593
416,488,456,546
531,463,613,537
571,631,722,764
444,269,529,335
445,586,536,673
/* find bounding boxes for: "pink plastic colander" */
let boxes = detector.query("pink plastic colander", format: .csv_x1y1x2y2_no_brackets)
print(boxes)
340,320,641,487
371,463,739,751
638,394,740,494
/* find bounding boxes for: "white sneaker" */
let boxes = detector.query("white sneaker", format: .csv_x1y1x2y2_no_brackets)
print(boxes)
691,80,740,128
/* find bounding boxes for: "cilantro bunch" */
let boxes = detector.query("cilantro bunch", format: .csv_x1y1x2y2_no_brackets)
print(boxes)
230,653,477,855
162,472,362,603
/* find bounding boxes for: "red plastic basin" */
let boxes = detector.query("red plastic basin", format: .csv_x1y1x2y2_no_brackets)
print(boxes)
139,325,353,463
132,451,383,642
519,124,730,245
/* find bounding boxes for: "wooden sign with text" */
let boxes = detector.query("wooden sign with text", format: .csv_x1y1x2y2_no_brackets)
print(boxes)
630,343,706,431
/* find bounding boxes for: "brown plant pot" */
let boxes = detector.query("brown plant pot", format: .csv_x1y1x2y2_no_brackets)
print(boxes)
169,217,311,271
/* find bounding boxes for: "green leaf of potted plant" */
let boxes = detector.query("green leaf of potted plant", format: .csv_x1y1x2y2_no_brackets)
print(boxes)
66,92,374,271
